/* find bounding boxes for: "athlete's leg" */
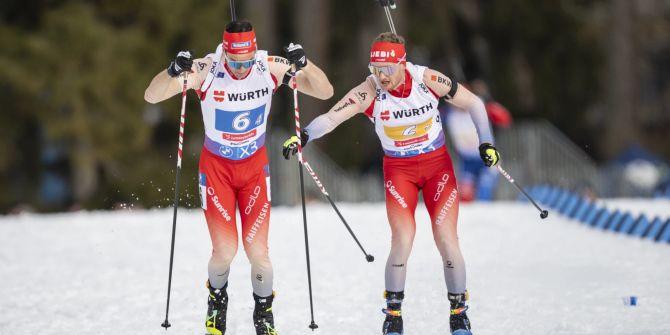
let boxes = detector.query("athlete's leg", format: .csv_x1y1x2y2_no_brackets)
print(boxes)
423,168,466,294
199,153,239,290
423,152,472,333
239,163,273,297
383,166,419,292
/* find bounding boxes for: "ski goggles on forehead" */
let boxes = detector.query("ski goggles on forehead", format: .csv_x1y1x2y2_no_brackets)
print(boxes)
226,58,256,70
368,63,400,77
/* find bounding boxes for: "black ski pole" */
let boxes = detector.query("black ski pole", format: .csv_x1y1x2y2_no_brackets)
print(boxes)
298,161,318,331
162,73,189,330
378,0,397,34
326,194,375,262
296,157,374,262
229,0,237,21
287,80,374,262
293,157,374,261
496,164,549,219
291,74,319,331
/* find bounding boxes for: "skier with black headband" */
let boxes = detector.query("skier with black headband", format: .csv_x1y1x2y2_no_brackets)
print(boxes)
282,32,499,335
145,20,333,335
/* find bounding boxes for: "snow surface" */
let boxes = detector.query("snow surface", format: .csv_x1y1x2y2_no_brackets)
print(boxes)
1,201,669,335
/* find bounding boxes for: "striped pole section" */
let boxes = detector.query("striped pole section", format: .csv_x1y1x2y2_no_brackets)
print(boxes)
177,76,188,168
292,75,303,159
291,74,374,263
292,76,329,196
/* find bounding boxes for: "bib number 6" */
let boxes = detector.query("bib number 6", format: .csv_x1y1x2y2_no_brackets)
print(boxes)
233,112,251,131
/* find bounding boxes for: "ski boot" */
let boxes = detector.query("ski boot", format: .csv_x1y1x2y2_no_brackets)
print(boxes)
448,292,472,335
253,292,278,335
205,281,228,335
382,290,404,335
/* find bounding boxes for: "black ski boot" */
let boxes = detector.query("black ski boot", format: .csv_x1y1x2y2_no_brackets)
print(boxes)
448,292,472,335
253,292,278,335
382,290,404,335
205,281,228,335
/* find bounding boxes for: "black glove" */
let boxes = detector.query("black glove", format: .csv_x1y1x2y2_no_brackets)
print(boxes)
167,51,193,77
282,129,310,160
479,143,500,167
283,43,307,70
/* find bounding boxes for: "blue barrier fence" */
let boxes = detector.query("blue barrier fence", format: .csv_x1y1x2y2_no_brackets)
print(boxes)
522,185,670,244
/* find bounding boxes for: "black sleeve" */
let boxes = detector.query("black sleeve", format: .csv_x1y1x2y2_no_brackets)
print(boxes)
446,80,459,100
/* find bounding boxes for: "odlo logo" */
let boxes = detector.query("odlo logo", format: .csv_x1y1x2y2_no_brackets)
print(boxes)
433,174,450,201
244,186,261,215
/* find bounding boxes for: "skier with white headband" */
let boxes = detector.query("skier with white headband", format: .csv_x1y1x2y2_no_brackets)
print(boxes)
145,20,333,335
282,32,500,335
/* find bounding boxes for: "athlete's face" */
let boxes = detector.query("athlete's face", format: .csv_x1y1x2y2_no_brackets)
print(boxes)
225,51,256,78
370,61,405,91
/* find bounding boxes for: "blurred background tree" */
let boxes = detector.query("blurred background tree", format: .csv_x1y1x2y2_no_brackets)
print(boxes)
0,0,668,212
